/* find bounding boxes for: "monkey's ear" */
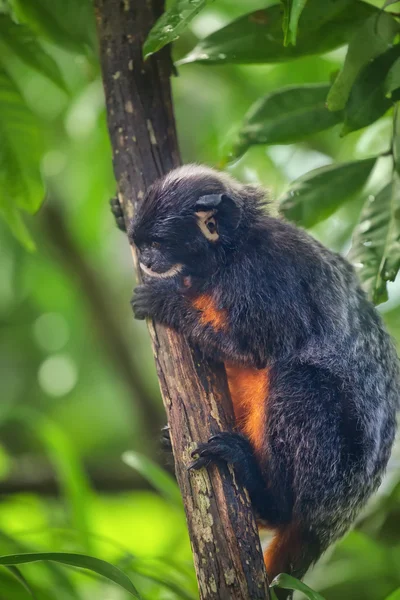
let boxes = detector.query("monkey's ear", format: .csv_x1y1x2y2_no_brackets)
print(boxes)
195,194,224,210
195,193,241,230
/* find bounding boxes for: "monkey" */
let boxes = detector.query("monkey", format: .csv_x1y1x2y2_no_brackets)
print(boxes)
125,164,399,598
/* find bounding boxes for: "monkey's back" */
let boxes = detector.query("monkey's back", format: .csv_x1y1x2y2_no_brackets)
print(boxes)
217,216,399,546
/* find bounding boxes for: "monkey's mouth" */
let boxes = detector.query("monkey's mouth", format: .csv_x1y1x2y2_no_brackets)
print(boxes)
140,263,183,279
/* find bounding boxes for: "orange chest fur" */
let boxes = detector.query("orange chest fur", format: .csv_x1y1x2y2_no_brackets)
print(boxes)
225,365,269,454
191,293,269,454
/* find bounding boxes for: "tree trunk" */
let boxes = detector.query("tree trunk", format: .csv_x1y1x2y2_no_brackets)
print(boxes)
94,2,270,598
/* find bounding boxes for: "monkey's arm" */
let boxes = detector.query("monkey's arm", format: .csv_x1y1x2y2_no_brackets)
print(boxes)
132,280,262,366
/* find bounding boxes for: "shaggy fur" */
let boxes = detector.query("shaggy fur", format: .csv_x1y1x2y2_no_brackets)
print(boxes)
129,165,399,595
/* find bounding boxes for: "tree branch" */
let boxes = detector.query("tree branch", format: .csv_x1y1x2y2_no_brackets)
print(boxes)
94,1,270,598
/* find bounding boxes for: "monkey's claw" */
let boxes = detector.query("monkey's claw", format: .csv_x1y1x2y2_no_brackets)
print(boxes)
188,432,244,471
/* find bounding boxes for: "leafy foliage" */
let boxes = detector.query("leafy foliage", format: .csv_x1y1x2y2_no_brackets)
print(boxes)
229,83,342,160
0,69,44,249
0,15,66,91
143,0,212,59
280,0,309,46
349,180,400,305
0,552,141,597
279,158,376,229
178,1,374,65
327,12,399,111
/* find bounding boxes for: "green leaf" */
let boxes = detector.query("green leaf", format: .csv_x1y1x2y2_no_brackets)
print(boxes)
229,84,342,160
386,57,400,97
39,419,93,553
12,0,96,54
383,0,400,8
0,69,44,248
0,15,66,91
4,566,37,599
178,0,375,65
0,531,81,599
385,589,400,600
327,12,399,111
394,103,400,173
279,157,376,229
0,69,45,212
343,45,400,135
122,451,182,509
271,573,326,599
143,0,212,59
281,0,309,46
349,178,400,305
0,553,141,598
0,202,35,251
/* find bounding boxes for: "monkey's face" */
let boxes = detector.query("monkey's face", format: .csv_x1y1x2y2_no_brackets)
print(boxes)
129,168,243,281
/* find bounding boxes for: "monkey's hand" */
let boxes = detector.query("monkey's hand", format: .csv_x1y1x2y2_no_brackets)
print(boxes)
131,283,160,320
131,278,183,322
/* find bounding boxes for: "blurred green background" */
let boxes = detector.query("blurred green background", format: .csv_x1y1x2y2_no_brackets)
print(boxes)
1,0,400,598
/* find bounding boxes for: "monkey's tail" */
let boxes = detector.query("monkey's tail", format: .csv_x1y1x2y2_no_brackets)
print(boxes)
264,523,322,600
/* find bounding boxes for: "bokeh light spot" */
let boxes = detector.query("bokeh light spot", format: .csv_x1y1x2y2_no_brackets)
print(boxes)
33,313,69,352
38,354,77,397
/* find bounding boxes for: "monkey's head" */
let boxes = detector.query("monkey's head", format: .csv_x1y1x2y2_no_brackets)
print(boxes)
129,165,265,281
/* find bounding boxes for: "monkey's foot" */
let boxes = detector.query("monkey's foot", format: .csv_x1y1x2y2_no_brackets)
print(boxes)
110,195,126,232
189,432,251,471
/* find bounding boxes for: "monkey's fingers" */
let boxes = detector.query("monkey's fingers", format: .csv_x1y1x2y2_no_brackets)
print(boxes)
187,455,211,471
110,195,127,232
161,425,172,452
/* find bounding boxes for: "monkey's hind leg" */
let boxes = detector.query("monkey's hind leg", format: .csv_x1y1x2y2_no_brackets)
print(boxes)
189,431,285,524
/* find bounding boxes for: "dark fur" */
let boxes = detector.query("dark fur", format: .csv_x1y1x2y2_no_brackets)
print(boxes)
129,165,399,589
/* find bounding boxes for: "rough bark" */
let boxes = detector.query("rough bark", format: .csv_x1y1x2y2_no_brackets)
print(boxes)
94,1,270,598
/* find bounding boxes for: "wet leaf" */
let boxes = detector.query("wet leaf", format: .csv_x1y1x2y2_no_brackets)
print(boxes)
143,0,213,59
343,45,400,134
327,12,399,111
349,178,400,305
279,157,376,228
229,84,342,160
178,0,375,65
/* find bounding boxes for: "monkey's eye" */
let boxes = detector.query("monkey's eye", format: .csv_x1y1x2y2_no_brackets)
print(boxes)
206,217,217,234
151,241,161,249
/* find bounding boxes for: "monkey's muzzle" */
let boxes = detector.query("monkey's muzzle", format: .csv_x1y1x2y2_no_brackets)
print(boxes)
140,263,183,279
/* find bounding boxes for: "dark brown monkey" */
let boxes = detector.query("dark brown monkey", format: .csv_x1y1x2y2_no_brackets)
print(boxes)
125,165,399,596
